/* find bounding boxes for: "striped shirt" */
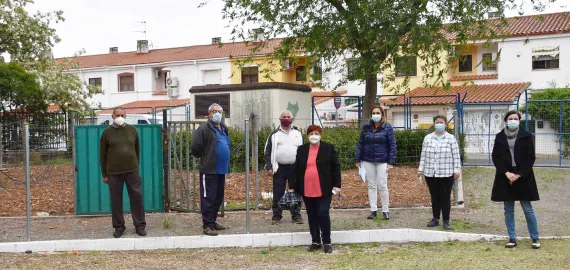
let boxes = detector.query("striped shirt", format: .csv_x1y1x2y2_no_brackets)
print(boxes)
418,132,461,178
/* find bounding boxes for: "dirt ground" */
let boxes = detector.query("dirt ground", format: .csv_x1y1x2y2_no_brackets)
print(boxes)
1,167,569,243
0,164,430,216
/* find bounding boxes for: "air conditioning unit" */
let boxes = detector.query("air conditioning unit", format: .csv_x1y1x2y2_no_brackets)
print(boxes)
154,70,161,79
448,46,456,56
170,87,180,97
166,77,179,88
283,59,294,70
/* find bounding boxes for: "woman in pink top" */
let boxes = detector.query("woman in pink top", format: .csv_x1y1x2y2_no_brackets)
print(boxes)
289,125,342,254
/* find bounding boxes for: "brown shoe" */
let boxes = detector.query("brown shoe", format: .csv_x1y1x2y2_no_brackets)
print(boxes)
214,223,227,230
203,227,218,236
292,217,304,224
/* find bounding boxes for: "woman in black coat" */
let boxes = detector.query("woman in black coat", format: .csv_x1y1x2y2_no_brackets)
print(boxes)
491,110,540,249
289,125,341,254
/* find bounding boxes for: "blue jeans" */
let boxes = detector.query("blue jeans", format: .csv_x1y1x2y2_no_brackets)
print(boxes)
504,201,539,240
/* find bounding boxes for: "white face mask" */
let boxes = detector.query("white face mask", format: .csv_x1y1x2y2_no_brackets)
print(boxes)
114,117,125,126
309,135,321,144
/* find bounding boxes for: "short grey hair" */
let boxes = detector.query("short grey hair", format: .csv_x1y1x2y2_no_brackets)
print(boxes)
112,106,126,115
208,103,223,112
433,114,447,123
280,110,293,118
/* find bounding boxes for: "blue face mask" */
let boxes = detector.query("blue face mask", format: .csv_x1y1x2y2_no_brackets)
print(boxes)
212,112,222,123
434,123,446,132
507,120,519,130
371,114,382,123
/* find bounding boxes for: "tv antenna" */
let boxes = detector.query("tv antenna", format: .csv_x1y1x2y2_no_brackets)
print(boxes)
133,21,147,40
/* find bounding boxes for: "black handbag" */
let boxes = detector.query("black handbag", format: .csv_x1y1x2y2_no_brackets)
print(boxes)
278,191,303,210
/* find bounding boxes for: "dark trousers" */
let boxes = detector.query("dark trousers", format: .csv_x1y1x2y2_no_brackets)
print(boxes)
108,171,146,229
199,173,225,228
272,164,301,220
304,196,332,245
425,176,455,221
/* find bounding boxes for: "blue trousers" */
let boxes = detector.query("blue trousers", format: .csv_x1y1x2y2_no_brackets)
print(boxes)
504,201,539,240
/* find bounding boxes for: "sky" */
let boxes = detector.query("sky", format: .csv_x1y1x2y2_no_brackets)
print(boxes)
25,0,570,58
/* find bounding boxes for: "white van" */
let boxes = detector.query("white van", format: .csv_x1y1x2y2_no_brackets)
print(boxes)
97,114,163,125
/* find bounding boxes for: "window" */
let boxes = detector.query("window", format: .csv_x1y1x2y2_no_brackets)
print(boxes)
194,94,231,118
347,58,359,79
118,73,134,92
311,59,322,82
241,66,259,84
532,46,559,70
295,66,306,81
537,120,544,129
482,53,497,71
88,77,102,86
458,55,473,72
203,69,221,85
138,120,148,124
395,56,417,76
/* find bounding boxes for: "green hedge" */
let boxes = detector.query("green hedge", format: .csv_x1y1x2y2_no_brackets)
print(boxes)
173,126,465,172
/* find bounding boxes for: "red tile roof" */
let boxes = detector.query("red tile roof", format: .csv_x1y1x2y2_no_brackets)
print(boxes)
61,39,285,69
47,105,61,112
388,82,530,106
311,90,348,105
449,74,498,81
445,12,570,40
96,99,190,115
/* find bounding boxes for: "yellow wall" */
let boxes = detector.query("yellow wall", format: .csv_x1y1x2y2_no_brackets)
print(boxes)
382,45,480,94
230,56,311,84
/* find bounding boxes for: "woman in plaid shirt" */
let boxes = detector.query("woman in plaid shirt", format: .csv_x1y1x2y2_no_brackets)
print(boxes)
418,115,461,230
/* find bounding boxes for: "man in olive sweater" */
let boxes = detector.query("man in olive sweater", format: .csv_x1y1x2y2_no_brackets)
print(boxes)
100,107,146,238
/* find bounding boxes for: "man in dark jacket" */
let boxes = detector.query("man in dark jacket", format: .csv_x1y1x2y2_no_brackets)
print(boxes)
100,107,146,238
190,103,230,236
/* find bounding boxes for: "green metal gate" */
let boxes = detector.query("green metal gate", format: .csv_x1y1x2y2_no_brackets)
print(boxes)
74,125,164,215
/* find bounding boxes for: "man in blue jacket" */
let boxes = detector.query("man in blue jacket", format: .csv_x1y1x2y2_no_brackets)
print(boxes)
191,103,230,236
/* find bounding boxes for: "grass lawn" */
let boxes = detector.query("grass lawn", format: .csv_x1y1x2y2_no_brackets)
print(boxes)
2,239,570,270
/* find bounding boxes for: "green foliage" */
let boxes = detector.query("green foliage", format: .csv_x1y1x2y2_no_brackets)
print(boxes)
0,62,45,112
217,0,551,118
525,88,570,156
173,125,466,172
0,0,63,62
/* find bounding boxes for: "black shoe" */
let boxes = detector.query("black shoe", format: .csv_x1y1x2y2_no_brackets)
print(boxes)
271,218,282,225
113,227,125,238
532,239,541,249
135,228,147,236
505,238,517,248
382,212,390,220
443,220,452,230
367,211,378,220
203,227,219,236
307,243,322,252
427,218,439,227
292,217,304,224
214,223,227,230
324,244,333,254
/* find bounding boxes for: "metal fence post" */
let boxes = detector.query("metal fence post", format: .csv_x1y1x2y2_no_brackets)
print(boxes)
68,110,77,214
162,110,170,211
245,117,251,234
23,121,31,241
252,113,259,210
452,110,464,205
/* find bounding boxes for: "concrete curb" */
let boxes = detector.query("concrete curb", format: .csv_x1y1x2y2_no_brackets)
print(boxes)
0,229,507,253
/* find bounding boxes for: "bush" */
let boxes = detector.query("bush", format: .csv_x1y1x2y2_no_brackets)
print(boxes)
173,126,466,173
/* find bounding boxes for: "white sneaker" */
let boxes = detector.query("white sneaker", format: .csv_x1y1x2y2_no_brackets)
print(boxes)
532,239,541,249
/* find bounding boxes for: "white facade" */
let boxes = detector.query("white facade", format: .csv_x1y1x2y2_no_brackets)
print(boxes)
190,88,312,129
320,53,383,96
72,59,232,108
495,33,570,88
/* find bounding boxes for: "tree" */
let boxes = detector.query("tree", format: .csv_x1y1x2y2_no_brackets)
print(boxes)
0,0,63,62
525,88,570,157
1,1,101,114
219,0,556,118
0,61,45,112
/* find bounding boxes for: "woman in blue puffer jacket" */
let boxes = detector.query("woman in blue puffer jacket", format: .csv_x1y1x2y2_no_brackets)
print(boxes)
355,105,397,220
